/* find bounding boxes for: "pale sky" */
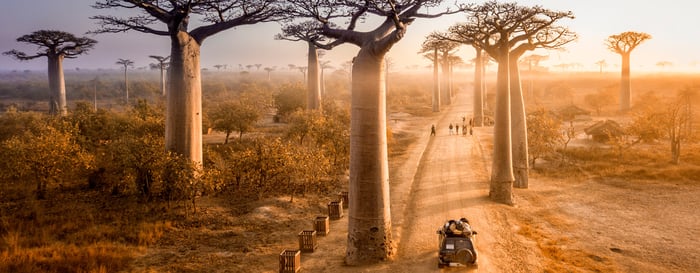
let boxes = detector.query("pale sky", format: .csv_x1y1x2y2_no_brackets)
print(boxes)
1,0,699,73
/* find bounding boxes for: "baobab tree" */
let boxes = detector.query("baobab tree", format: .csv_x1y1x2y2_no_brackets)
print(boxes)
605,31,652,112
420,37,441,112
149,55,170,96
320,60,333,96
264,67,275,81
451,1,575,197
292,0,467,264
439,27,489,126
656,61,673,70
277,20,343,110
4,30,97,116
595,59,607,74
421,32,459,106
297,66,308,82
116,58,134,104
91,0,283,164
521,54,547,101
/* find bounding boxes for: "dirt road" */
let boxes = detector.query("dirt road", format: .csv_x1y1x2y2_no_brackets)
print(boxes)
298,90,700,272
301,91,538,272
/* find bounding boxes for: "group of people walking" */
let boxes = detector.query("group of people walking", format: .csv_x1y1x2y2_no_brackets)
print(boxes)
430,116,473,137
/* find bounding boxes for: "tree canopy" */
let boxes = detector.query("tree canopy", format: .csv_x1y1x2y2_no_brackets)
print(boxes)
606,31,652,55
3,30,97,61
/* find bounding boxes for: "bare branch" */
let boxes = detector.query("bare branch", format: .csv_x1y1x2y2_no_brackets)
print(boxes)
3,50,46,61
605,31,652,55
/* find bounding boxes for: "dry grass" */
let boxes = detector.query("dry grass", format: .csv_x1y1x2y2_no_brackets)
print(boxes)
0,182,178,273
552,143,700,183
515,209,620,273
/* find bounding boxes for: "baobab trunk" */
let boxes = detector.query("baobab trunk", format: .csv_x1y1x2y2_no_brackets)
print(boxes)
307,42,321,110
47,54,67,116
481,53,488,116
440,52,451,105
123,66,129,104
432,48,440,112
165,32,203,164
490,47,514,205
346,48,394,265
160,66,166,97
509,55,529,188
620,53,631,112
473,48,484,126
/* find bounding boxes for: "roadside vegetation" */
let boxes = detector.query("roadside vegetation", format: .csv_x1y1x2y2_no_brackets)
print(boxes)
0,68,433,272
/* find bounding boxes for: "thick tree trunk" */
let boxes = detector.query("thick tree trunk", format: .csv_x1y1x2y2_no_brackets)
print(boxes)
482,53,488,115
440,52,451,105
620,53,631,112
165,32,203,164
490,48,514,205
346,47,394,265
47,55,67,116
473,48,484,126
321,68,326,97
432,48,440,112
124,67,129,104
509,55,529,188
160,66,166,96
307,42,322,110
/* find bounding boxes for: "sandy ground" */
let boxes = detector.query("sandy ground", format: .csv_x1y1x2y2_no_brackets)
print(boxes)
296,91,700,273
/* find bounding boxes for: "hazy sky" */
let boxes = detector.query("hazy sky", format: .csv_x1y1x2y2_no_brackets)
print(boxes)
1,0,699,73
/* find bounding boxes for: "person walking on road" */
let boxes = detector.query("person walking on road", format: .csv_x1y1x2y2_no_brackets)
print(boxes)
449,123,454,135
431,124,436,136
455,123,459,135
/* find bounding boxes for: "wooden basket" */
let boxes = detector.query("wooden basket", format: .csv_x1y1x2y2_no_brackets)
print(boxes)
314,216,330,235
328,200,343,220
298,230,318,253
279,249,301,273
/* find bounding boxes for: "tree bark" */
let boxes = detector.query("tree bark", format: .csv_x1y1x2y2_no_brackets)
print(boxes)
432,48,440,112
124,66,129,104
440,51,451,105
620,53,631,112
47,54,67,116
160,66,166,96
490,46,514,205
166,32,203,164
509,54,529,188
473,47,484,126
307,42,322,110
346,47,394,265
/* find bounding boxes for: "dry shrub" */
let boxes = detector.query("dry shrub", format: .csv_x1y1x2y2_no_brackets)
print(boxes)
137,221,172,247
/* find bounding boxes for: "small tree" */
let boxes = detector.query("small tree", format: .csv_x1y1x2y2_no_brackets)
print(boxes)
584,88,615,116
526,108,562,168
4,30,97,116
274,83,306,120
209,100,261,143
664,89,695,164
0,121,93,199
286,109,324,145
116,58,135,104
